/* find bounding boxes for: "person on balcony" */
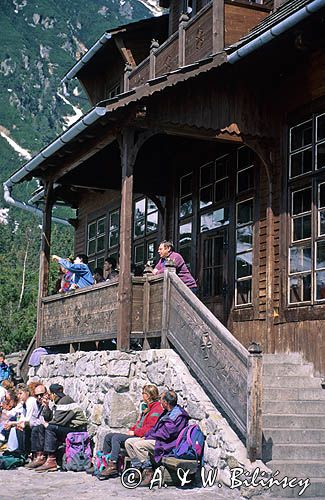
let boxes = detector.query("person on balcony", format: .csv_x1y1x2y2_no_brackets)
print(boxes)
104,257,119,281
93,267,105,284
152,240,198,293
51,254,94,289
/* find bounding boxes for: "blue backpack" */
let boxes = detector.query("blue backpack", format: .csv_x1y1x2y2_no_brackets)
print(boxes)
172,424,205,460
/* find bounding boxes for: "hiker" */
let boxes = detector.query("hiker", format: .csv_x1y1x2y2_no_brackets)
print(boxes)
0,353,11,383
25,384,52,469
152,240,198,293
51,254,94,289
93,267,105,284
104,257,119,281
125,389,189,486
97,384,163,480
36,384,87,472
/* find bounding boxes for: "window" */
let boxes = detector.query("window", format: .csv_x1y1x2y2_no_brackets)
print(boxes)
133,197,159,267
108,209,120,249
235,199,254,305
179,173,193,268
288,112,325,304
87,217,105,257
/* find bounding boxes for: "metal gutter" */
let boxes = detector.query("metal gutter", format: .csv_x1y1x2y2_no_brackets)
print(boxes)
61,33,112,85
227,0,325,63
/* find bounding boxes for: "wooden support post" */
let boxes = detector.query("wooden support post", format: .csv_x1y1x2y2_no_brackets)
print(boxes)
161,262,175,348
124,63,133,92
117,129,135,351
149,39,159,80
36,181,54,348
212,0,224,54
178,13,189,67
142,275,151,350
247,342,263,461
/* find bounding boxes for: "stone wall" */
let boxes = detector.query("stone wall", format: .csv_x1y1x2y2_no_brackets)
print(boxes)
32,349,267,488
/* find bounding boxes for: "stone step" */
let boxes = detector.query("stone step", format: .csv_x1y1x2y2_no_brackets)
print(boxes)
263,363,313,377
263,375,322,388
268,459,325,478
263,353,304,365
263,415,325,429
264,387,325,401
263,400,325,414
263,428,325,444
272,444,325,461
269,478,325,498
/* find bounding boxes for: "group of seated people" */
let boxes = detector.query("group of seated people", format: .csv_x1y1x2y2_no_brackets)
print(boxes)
0,379,190,486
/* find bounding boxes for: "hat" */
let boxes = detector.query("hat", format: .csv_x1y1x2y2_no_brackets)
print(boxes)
49,384,65,398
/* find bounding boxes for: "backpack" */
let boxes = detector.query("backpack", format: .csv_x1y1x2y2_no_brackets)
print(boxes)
61,432,92,472
172,424,205,460
93,450,111,476
0,451,26,470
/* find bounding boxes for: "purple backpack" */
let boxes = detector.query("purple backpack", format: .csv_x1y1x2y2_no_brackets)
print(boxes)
62,432,92,472
172,424,205,460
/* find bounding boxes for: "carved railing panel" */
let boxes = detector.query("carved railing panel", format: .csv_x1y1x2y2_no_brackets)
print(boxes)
128,60,150,89
155,34,179,77
184,3,213,65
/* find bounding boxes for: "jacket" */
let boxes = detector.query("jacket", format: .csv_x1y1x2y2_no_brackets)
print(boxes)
0,362,10,382
50,395,87,429
129,401,163,437
145,405,189,463
59,259,94,288
154,251,197,289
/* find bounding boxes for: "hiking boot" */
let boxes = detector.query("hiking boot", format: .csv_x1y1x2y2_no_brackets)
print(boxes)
35,455,58,472
139,468,154,487
25,453,46,469
97,460,118,480
86,465,95,475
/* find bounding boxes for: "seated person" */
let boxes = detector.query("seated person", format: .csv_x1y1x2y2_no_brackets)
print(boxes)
25,384,53,469
98,384,163,480
93,267,105,284
36,384,87,472
0,352,10,383
51,254,94,289
0,389,18,444
104,257,119,281
125,390,189,486
0,379,14,404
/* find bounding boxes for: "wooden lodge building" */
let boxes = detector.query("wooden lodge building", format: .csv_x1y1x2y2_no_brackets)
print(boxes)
4,0,325,476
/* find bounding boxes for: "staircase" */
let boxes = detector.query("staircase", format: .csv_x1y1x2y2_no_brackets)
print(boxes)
263,353,325,498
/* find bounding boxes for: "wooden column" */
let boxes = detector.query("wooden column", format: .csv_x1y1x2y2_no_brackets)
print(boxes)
36,180,54,347
212,0,224,54
149,39,159,80
247,342,263,461
117,129,135,351
161,261,175,349
124,63,133,92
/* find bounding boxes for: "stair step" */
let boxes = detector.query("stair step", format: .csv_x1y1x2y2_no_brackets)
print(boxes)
272,444,325,460
269,478,325,498
263,428,325,444
263,400,325,414
268,459,325,478
263,353,304,365
263,375,322,388
263,415,325,429
264,387,325,401
263,363,313,377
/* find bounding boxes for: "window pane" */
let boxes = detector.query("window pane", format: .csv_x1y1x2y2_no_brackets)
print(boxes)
88,239,96,256
237,167,254,193
292,188,311,215
293,215,311,241
237,199,253,225
236,279,252,305
97,257,105,269
290,148,312,177
215,155,229,180
88,260,95,273
88,222,96,239
97,218,105,235
316,142,325,170
109,230,119,248
215,178,228,201
200,208,229,232
236,226,253,253
200,162,214,186
200,186,213,209
317,113,325,142
290,246,311,273
147,211,158,233
109,211,119,231
96,235,105,253
147,199,157,213
180,196,192,218
135,199,145,220
289,274,311,303
319,210,325,236
316,270,325,300
237,147,253,170
319,184,325,208
180,245,191,268
290,120,312,152
180,174,192,196
236,253,252,278
134,218,145,237
147,242,155,262
134,244,144,265
316,240,325,269
179,222,192,245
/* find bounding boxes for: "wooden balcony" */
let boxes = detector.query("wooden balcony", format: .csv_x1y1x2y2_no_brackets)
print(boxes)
127,0,269,90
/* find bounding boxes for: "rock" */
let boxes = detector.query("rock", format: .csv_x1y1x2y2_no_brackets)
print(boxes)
91,404,103,425
108,393,137,428
107,360,131,377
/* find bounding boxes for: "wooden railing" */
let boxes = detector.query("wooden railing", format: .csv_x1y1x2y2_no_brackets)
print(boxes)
162,268,263,460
